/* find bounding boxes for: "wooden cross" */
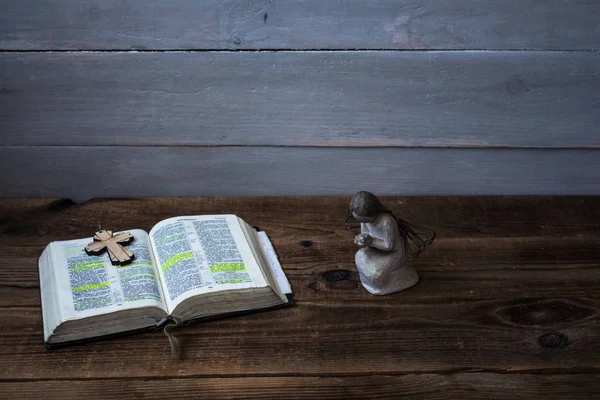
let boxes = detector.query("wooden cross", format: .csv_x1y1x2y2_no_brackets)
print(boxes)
85,229,135,266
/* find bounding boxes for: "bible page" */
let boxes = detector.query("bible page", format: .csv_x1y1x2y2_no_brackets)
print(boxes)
149,215,268,312
257,231,292,295
49,229,167,322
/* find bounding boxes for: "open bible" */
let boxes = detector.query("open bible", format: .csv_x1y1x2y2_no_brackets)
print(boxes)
38,215,292,347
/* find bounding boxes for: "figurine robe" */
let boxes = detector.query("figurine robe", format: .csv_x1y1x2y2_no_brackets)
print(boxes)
355,213,419,295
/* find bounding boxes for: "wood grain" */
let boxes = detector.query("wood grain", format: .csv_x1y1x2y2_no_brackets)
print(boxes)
1,0,599,50
3,295,600,378
1,147,599,199
1,51,599,148
2,374,600,400
1,196,600,382
3,196,600,243
3,196,599,308
3,235,600,307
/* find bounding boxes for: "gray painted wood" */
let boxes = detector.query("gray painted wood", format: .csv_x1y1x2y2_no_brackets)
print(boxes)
1,0,599,50
1,147,598,199
1,51,599,148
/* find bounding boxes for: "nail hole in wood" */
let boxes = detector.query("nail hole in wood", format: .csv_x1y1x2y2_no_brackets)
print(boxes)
323,269,350,282
538,332,569,349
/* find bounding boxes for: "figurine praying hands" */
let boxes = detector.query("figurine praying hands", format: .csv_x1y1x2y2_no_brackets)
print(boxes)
346,191,435,295
354,232,373,248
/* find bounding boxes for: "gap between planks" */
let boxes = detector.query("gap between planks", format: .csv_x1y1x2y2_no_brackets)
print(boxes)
0,49,598,53
2,145,600,150
2,369,600,383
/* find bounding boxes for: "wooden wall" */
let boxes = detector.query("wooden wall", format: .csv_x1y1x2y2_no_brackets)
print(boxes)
1,0,599,199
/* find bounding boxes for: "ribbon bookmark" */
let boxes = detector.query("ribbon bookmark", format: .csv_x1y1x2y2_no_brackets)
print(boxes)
157,316,184,359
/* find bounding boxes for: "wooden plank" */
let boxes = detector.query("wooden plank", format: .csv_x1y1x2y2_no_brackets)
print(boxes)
5,196,600,245
1,195,595,308
0,198,62,214
2,295,600,378
4,240,600,305
4,235,600,307
2,374,599,399
0,147,599,198
4,197,600,245
2,196,600,260
1,197,600,379
5,235,600,275
2,195,599,308
0,196,589,248
1,51,599,148
1,0,599,50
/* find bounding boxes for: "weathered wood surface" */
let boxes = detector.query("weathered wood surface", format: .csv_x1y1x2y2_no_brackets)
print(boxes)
1,0,599,50
2,1,599,199
1,51,599,148
1,196,600,399
2,374,600,400
1,147,599,199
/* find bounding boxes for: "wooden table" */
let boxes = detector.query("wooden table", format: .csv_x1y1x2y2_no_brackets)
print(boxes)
2,196,600,399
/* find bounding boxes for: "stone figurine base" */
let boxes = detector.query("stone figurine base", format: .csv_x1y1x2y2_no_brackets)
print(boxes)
355,248,419,295
358,260,419,295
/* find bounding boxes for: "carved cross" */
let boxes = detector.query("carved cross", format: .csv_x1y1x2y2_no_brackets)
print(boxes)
85,230,135,266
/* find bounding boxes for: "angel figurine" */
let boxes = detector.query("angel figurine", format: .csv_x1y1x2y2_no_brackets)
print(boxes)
346,191,435,295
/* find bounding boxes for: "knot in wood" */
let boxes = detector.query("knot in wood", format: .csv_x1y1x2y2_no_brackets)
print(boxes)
300,240,314,248
538,332,569,349
323,269,350,282
506,76,530,95
494,299,595,326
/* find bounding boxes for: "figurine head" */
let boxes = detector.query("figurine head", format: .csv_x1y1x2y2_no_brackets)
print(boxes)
345,191,437,257
348,191,385,223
